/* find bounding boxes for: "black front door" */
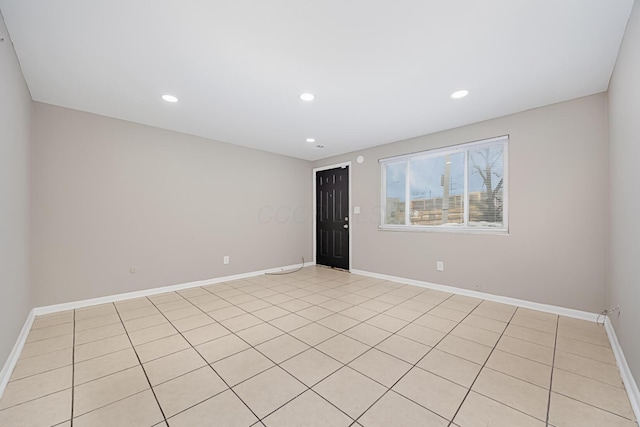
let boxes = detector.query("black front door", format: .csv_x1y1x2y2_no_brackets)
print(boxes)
316,166,349,270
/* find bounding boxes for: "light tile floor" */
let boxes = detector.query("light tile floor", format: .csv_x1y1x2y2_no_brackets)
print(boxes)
0,266,637,426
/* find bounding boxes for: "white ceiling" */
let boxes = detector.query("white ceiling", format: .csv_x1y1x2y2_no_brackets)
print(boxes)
0,1,634,161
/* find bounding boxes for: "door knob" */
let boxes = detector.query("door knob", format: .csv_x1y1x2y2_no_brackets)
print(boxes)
343,224,349,229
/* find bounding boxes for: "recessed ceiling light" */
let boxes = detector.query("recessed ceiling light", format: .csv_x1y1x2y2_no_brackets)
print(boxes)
450,89,469,99
306,138,316,143
300,93,315,101
162,94,178,103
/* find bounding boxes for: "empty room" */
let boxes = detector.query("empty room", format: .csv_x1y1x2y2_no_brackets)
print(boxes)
1,1,639,426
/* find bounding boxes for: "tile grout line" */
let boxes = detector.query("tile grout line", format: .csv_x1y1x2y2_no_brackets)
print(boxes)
338,295,469,416
71,347,155,388
117,276,637,421
546,315,560,427
551,390,637,422
69,336,153,373
112,302,169,425
20,326,74,345
144,293,266,425
484,333,564,370
191,276,522,423
108,291,496,385
236,274,454,423
476,366,548,395
149,273,414,424
556,322,616,348
230,282,470,372
444,307,520,427
9,269,629,426
179,278,362,423
349,293,487,426
0,277,540,418
242,290,412,425
188,274,500,423
5,350,73,383
31,272,615,425
68,389,154,425
248,276,455,423
11,339,74,363
268,283,453,421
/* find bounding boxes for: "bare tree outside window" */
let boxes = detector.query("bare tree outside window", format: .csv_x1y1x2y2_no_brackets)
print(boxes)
380,136,507,232
469,145,504,226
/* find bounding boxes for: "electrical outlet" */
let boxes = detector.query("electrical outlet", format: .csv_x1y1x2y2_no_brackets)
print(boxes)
223,256,230,265
436,261,444,271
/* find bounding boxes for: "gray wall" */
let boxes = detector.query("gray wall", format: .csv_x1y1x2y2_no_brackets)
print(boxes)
314,94,609,313
32,103,312,306
608,0,640,381
0,14,32,365
5,4,632,381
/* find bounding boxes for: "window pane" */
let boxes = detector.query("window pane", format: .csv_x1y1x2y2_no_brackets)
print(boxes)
468,144,505,227
409,152,464,226
384,162,406,224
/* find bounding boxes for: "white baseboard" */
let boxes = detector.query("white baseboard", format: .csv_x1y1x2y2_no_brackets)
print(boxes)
34,261,313,316
4,263,637,421
0,261,313,397
352,268,639,421
605,318,640,422
0,309,35,400
351,269,599,321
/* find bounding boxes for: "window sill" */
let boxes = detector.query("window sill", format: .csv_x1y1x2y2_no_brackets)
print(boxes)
378,225,509,235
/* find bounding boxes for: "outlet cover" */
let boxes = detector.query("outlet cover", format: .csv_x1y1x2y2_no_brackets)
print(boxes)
223,256,230,265
436,261,444,271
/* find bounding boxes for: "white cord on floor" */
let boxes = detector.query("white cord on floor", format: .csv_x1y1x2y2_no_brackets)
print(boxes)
265,257,305,276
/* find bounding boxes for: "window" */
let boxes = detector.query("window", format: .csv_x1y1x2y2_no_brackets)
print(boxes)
380,135,508,232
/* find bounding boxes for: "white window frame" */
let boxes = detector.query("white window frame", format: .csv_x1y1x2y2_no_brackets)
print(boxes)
379,135,509,234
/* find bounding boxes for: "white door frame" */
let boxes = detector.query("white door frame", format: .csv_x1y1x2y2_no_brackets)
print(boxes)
312,162,352,271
